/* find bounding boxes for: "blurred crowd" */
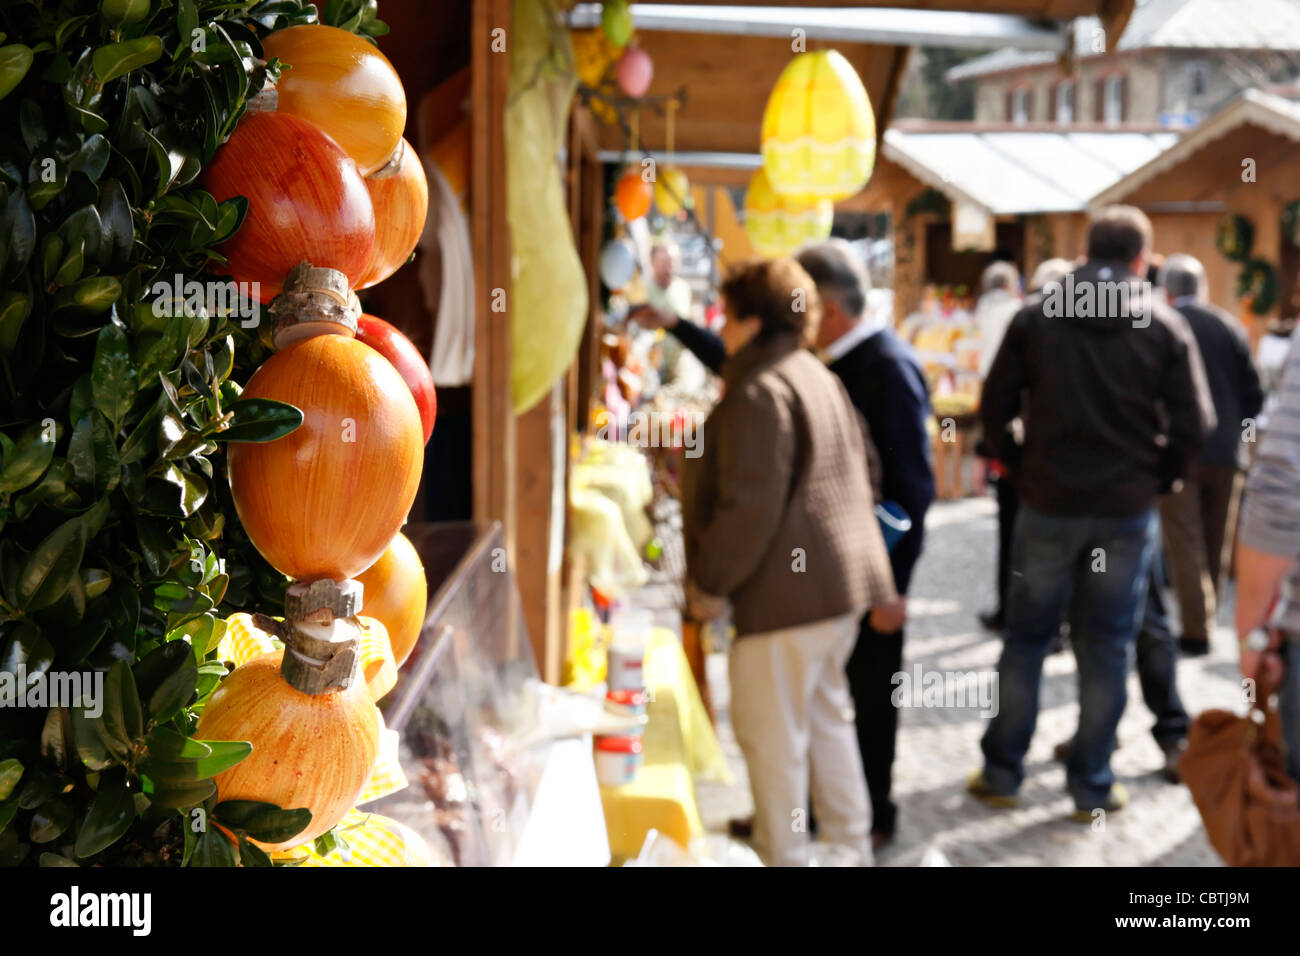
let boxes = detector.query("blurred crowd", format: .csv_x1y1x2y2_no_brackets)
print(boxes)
615,206,1300,866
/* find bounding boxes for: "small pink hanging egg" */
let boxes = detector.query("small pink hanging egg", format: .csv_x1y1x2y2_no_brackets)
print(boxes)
617,46,653,98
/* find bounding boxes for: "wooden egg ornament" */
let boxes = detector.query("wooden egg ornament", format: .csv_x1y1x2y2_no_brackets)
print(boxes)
261,24,407,177
203,111,375,301
616,46,653,98
357,138,429,290
355,531,428,668
227,265,423,581
615,167,652,221
196,586,381,853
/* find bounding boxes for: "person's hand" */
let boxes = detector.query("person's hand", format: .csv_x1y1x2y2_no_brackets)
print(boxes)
870,597,907,634
686,580,726,621
628,303,678,330
1239,627,1282,685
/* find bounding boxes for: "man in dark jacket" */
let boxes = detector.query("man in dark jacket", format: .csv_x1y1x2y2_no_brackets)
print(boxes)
971,206,1215,818
1157,254,1264,656
797,240,936,849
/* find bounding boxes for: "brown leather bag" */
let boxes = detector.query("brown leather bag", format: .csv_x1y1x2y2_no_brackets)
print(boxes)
1180,658,1300,866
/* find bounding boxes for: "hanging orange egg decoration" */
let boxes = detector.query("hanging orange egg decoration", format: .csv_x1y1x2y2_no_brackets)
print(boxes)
227,269,423,582
203,111,375,301
357,139,428,290
355,531,427,668
195,649,380,852
261,24,407,177
615,167,652,221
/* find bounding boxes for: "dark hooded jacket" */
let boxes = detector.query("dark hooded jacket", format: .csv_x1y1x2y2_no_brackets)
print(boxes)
980,259,1216,517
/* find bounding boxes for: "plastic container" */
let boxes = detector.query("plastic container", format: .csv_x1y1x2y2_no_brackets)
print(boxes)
594,733,644,787
607,606,653,692
605,688,648,719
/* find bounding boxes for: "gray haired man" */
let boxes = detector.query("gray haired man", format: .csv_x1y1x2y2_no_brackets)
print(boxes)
1158,254,1263,656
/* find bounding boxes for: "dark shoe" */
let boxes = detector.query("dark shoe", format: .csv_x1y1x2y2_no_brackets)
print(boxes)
978,609,1004,632
1071,782,1129,822
1160,739,1186,784
727,815,753,839
870,831,894,852
1052,739,1071,763
967,770,1020,808
1178,637,1211,657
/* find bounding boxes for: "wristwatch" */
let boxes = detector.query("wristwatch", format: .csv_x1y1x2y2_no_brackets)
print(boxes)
1243,629,1271,652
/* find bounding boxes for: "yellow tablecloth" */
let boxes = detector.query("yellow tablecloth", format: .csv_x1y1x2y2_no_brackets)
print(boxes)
599,627,730,860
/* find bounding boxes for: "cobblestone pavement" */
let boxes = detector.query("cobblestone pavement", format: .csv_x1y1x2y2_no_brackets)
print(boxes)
696,496,1243,866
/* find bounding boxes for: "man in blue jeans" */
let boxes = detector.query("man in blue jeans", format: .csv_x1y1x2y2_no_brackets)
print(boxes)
972,206,1214,818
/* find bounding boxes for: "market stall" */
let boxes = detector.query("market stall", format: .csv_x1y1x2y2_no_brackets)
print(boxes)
0,0,1137,870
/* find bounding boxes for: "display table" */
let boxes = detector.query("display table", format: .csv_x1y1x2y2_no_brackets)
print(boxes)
599,627,730,861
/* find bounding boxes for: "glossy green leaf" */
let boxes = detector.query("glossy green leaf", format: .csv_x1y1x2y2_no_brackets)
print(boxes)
29,798,73,843
148,777,214,810
132,640,192,704
71,706,122,771
191,827,237,866
0,624,54,690
146,662,197,722
39,852,79,867
39,706,69,768
91,36,163,84
101,0,151,28
214,800,311,845
216,398,303,443
16,516,86,611
238,833,273,866
91,322,135,428
192,740,251,780
0,423,56,494
0,44,33,101
0,290,31,354
101,660,143,749
0,758,22,801
74,778,134,858
144,726,210,762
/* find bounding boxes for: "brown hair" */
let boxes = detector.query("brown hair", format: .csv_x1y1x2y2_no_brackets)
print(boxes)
720,257,821,345
1087,205,1153,262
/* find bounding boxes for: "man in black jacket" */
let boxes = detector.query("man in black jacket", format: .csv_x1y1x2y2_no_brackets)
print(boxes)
1157,254,1264,656
971,206,1215,819
797,240,936,849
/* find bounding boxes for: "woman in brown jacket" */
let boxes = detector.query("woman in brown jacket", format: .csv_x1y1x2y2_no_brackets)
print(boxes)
682,257,897,866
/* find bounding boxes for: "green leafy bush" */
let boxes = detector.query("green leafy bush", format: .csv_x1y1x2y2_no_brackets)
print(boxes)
0,0,387,867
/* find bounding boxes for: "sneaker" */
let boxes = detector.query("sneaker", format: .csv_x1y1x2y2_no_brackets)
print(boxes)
1052,739,1070,763
1178,637,1210,657
1070,783,1129,821
967,770,1020,808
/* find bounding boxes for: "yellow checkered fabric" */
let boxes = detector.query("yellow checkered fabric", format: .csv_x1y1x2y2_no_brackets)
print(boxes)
275,809,435,867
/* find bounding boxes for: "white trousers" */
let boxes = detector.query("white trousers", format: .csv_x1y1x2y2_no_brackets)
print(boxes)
729,612,872,867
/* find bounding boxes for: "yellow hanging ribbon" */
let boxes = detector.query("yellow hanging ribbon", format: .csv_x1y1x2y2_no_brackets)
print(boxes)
665,98,676,162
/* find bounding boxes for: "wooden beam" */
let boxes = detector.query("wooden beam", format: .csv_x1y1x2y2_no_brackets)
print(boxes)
472,0,516,552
